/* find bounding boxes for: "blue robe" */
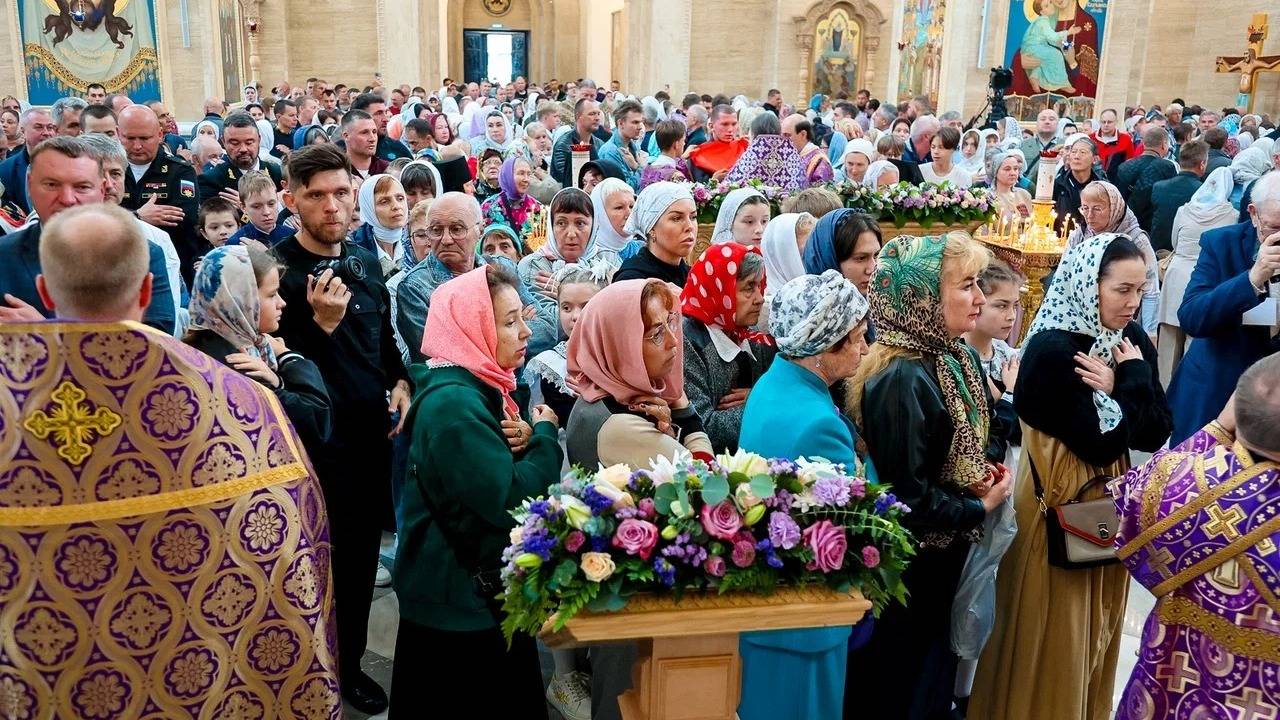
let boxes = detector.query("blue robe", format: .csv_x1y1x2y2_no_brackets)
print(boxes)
736,357,875,720
1167,220,1275,444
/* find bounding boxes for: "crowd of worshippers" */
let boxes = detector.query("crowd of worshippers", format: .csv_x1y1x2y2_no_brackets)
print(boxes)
0,76,1277,720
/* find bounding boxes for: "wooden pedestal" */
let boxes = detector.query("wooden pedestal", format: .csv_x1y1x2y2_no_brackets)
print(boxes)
540,587,872,720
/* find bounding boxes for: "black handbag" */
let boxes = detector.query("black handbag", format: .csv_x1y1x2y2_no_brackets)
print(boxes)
1028,457,1120,570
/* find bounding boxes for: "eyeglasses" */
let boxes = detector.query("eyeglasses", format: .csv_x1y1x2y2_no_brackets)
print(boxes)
644,313,680,346
425,223,477,241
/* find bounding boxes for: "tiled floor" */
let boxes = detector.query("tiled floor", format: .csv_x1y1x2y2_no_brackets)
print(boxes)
350,520,1160,719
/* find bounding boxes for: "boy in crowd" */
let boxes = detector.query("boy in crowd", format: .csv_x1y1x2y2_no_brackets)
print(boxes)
228,171,294,245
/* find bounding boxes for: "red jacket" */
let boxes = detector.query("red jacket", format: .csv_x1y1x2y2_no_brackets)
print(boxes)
1092,132,1137,176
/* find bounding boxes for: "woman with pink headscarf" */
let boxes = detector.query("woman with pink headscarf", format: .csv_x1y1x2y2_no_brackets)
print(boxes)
391,263,562,718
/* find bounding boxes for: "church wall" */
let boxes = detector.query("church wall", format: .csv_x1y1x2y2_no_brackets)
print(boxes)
0,3,20,101
282,0,380,92
462,0,532,30
688,0,770,98
157,0,222,116
255,0,292,94
583,0,624,89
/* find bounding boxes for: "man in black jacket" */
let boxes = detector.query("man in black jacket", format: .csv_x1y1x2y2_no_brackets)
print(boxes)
550,98,605,187
117,106,200,284
1149,139,1207,252
196,112,284,202
273,144,409,716
350,92,413,162
1113,125,1176,233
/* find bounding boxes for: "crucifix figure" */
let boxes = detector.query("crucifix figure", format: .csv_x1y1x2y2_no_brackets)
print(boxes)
1216,13,1280,112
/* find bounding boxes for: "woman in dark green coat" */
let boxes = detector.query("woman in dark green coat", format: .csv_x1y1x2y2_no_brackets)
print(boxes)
389,264,562,718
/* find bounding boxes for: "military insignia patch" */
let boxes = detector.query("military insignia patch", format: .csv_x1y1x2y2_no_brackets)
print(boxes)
180,180,195,198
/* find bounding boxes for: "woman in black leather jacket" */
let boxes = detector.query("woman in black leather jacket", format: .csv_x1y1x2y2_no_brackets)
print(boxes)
185,244,331,448
845,232,1012,720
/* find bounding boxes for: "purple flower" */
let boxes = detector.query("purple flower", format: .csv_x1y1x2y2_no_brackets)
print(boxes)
522,527,556,561
763,489,795,512
767,511,801,550
528,500,552,518
731,540,756,568
755,538,783,568
637,498,656,520
812,476,851,507
862,546,881,568
704,555,726,577
849,478,867,499
564,530,585,553
874,492,899,514
768,458,798,476
582,486,615,515
653,557,676,587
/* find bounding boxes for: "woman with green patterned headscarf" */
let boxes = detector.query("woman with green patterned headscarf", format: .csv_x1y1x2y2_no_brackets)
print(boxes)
844,231,1013,719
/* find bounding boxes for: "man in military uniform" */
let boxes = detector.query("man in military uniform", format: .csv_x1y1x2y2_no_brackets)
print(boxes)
117,106,200,284
196,111,285,205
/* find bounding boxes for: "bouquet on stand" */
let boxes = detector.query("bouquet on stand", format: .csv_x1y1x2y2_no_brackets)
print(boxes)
500,450,915,642
692,179,792,224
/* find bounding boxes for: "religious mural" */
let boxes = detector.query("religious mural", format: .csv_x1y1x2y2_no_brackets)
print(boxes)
1003,0,1110,121
16,0,161,105
813,7,862,98
896,0,945,107
218,0,245,103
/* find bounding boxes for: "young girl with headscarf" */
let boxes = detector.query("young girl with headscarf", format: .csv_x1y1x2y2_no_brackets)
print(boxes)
479,155,543,246
185,244,331,448
710,187,770,246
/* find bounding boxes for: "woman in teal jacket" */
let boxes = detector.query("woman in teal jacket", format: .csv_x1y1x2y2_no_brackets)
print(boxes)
390,264,562,718
736,271,874,720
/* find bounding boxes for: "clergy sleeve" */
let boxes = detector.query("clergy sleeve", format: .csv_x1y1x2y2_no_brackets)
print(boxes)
1177,236,1265,337
862,361,986,533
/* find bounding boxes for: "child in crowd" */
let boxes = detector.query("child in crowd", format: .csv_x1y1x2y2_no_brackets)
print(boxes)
525,260,616,720
953,257,1024,714
198,196,241,249
228,171,294,245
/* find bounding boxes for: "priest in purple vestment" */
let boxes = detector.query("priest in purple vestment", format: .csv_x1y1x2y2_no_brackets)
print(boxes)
725,111,810,193
0,204,340,719
1113,352,1280,720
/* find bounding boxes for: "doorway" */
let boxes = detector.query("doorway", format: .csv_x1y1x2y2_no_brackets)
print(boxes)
463,30,529,84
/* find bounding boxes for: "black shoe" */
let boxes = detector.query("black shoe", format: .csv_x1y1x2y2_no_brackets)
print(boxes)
342,669,389,715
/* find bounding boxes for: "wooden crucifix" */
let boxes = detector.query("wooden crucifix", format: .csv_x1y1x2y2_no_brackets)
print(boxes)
1216,13,1280,113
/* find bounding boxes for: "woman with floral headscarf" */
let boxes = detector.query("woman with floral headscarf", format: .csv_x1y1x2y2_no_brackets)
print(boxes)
479,155,543,246
970,234,1170,720
680,243,776,452
846,232,1012,719
185,244,331,447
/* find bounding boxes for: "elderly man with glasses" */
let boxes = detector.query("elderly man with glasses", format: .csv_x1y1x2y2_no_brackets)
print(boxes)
396,191,556,364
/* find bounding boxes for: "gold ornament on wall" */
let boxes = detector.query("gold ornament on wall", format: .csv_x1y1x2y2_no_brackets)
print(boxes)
484,0,513,17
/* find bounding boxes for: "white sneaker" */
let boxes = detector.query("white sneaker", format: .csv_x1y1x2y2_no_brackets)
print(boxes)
546,671,591,720
374,561,392,588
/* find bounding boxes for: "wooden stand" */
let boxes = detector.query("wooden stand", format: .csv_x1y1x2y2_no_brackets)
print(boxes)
540,587,872,720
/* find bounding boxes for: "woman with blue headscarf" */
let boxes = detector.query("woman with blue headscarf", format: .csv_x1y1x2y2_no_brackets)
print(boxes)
801,209,883,298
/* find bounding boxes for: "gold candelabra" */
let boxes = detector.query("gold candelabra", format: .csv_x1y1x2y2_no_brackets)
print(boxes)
975,199,1070,345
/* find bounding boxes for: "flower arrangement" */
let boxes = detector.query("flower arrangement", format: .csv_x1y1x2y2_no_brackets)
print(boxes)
873,181,997,228
499,450,914,642
692,179,791,223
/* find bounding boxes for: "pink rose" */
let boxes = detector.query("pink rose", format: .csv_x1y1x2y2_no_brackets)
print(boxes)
704,555,727,577
612,519,659,560
731,540,756,568
802,520,847,573
700,501,743,541
861,546,881,569
564,530,585,553
637,498,656,520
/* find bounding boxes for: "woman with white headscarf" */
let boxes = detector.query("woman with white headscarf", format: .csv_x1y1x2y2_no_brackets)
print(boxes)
614,181,697,284
352,174,409,280
711,187,770,245
862,159,899,189
758,212,815,332
1156,166,1237,385
836,139,876,184
957,129,988,180
254,118,277,162
1230,139,1274,206
588,178,636,260
469,108,515,157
